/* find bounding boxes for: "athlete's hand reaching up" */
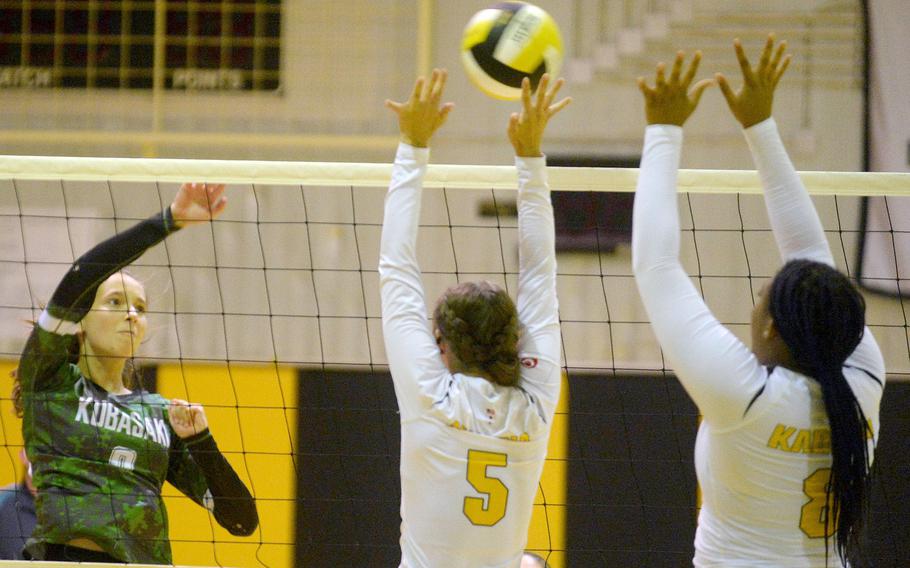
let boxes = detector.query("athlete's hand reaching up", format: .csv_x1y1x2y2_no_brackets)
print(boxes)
168,399,209,438
716,34,791,128
386,68,455,148
508,74,571,158
638,50,713,127
170,183,227,229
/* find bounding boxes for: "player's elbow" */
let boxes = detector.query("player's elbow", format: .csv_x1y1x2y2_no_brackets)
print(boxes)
216,500,259,536
228,519,258,537
631,250,654,277
632,247,677,276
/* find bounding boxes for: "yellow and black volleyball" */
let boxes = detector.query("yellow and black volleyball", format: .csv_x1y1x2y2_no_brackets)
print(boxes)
461,2,564,100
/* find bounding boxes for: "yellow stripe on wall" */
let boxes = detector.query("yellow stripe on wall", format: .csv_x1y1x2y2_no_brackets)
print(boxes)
526,372,568,567
0,361,24,490
154,363,298,568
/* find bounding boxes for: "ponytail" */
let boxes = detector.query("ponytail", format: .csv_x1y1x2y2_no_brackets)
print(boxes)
769,259,871,566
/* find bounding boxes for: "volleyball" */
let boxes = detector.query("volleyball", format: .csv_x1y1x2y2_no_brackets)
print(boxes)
461,2,564,100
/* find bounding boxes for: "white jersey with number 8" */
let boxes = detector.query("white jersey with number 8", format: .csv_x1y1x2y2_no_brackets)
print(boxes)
632,120,885,567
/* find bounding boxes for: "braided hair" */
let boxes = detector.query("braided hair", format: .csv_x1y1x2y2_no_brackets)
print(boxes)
769,259,871,566
433,281,520,387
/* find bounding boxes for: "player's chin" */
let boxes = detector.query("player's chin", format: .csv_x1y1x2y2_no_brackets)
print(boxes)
118,331,145,356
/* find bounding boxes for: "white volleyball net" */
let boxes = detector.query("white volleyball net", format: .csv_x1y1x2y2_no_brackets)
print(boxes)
0,155,908,567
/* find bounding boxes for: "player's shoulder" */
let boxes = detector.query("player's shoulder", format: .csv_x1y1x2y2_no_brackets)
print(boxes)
761,367,822,406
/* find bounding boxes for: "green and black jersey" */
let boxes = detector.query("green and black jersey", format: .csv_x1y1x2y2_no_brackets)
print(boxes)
18,208,258,564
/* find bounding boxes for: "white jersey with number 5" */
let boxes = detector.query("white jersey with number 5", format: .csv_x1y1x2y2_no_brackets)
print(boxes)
379,144,562,568
632,120,885,567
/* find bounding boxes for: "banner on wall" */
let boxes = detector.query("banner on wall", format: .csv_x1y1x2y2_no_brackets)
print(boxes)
857,0,910,295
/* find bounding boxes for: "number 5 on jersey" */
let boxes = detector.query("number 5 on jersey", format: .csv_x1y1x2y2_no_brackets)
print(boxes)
464,449,509,526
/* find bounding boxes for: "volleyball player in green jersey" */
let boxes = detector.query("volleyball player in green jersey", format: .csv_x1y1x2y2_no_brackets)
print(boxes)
15,182,258,563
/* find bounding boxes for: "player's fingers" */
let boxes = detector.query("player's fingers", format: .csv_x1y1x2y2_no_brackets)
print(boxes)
508,112,519,136
426,70,439,102
384,99,403,114
168,400,190,423
208,183,226,202
733,39,755,84
655,62,667,87
637,77,653,97
423,70,440,102
769,40,787,74
191,405,206,422
548,96,572,117
210,196,228,218
543,76,564,109
422,73,435,103
535,74,550,111
772,54,792,87
521,76,533,112
715,73,737,106
200,183,213,202
689,78,714,108
429,68,447,102
669,51,684,85
437,103,454,127
682,51,702,88
758,34,774,72
410,77,424,102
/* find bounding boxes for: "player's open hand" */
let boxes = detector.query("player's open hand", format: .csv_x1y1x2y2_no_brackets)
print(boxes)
508,74,571,158
168,398,209,438
716,34,791,128
170,183,227,228
385,68,455,148
638,51,712,127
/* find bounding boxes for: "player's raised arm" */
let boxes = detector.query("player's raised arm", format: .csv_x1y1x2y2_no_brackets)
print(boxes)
719,35,882,376
632,52,766,426
509,75,569,418
379,69,455,421
716,35,832,265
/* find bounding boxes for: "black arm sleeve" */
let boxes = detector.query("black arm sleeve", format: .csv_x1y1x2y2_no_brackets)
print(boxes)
182,430,259,536
45,207,178,323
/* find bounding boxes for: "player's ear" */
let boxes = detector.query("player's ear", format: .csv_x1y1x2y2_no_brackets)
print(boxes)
763,318,777,340
434,328,445,351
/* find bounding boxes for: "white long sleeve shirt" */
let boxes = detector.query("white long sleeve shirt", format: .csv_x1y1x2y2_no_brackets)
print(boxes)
379,143,561,568
632,120,885,567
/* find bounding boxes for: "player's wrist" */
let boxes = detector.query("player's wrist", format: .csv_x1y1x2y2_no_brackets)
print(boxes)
400,133,429,148
181,428,213,445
